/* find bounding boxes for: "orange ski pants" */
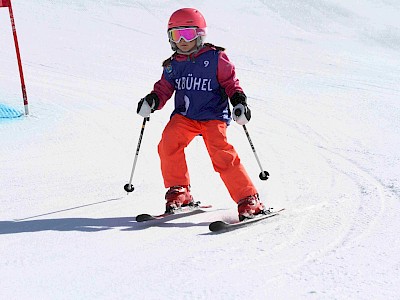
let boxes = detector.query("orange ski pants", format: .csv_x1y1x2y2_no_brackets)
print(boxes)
158,114,257,203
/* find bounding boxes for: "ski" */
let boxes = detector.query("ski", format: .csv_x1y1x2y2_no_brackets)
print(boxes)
136,203,212,222
209,208,285,232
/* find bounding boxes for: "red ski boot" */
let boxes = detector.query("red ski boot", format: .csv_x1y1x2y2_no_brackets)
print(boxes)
237,194,268,221
165,185,194,213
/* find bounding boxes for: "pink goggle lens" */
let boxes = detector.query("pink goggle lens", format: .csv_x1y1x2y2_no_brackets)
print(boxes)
169,27,203,43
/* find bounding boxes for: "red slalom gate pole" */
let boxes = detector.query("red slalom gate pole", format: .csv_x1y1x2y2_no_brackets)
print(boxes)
1,0,29,115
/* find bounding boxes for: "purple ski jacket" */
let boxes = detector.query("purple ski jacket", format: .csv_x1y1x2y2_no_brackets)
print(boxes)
152,44,244,123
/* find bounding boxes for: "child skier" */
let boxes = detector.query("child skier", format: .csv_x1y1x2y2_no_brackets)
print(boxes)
137,8,268,221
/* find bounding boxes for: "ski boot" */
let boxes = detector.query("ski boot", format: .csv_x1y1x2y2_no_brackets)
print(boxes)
237,194,269,221
165,185,194,213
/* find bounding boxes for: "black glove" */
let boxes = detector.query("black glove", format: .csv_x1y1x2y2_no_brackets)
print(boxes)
137,93,160,118
230,92,247,107
230,92,251,125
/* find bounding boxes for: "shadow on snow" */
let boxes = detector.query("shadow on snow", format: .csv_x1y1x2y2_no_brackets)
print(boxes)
0,217,210,234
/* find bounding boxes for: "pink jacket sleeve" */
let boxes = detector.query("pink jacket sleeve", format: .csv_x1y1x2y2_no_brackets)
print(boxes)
151,74,175,110
217,51,244,98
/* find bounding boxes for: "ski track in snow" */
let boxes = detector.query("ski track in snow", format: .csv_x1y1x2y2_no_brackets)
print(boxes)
1,0,400,299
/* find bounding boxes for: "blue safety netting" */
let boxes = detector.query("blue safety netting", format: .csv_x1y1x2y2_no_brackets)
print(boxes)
0,103,23,118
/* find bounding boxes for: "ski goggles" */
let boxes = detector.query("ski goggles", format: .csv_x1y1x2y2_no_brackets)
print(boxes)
168,27,205,43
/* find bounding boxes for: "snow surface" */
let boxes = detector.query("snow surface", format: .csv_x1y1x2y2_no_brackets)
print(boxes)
1,0,400,299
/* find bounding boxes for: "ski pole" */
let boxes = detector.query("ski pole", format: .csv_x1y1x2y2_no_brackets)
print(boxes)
124,117,149,193
241,124,270,181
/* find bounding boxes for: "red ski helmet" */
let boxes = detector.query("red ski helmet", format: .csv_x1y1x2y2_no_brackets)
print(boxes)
167,8,207,53
168,8,207,30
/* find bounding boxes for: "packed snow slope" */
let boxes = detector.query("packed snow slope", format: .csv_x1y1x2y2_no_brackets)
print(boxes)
1,0,399,299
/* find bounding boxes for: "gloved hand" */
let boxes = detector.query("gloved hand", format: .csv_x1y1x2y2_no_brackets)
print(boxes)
230,92,251,125
137,93,160,118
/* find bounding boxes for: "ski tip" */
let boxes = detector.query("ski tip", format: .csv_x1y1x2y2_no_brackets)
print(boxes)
136,214,154,222
209,221,228,232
